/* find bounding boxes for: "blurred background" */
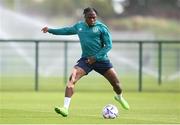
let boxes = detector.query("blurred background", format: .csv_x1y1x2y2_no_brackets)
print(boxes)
0,0,179,92
0,0,180,40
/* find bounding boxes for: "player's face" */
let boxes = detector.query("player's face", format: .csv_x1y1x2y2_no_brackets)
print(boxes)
85,11,97,26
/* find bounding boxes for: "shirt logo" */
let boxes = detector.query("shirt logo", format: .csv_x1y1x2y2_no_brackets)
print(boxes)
79,28,82,31
92,27,98,33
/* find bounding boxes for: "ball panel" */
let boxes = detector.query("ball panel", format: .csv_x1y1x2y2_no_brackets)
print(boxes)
102,104,119,119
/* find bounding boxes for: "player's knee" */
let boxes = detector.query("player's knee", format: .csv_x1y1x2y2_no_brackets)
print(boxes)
67,81,75,88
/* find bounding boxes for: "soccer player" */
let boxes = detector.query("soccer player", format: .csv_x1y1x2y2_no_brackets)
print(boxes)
42,7,130,117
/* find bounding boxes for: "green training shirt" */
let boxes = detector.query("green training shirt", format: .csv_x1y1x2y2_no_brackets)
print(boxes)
48,20,112,61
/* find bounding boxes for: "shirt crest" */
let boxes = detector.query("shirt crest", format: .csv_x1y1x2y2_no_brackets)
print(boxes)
92,27,98,33
78,28,82,31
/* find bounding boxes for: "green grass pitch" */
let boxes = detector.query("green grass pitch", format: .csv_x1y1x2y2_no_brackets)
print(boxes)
0,91,180,124
0,75,180,124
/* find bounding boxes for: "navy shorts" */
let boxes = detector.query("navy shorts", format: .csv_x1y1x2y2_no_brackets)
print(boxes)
75,57,113,75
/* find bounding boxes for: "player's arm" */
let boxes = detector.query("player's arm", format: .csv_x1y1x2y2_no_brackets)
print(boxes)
41,24,77,35
94,26,112,60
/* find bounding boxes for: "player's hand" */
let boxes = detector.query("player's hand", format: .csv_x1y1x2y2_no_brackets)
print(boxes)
86,56,96,65
41,27,49,33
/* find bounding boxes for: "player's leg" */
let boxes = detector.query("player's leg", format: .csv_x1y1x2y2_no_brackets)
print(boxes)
65,66,86,97
103,68,130,110
55,66,86,117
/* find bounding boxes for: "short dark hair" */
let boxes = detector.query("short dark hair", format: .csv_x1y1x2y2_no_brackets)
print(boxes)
83,7,98,15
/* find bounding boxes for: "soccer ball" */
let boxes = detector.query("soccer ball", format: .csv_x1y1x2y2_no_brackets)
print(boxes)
102,104,119,119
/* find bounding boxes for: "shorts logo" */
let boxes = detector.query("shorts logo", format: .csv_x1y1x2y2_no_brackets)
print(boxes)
92,27,98,33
